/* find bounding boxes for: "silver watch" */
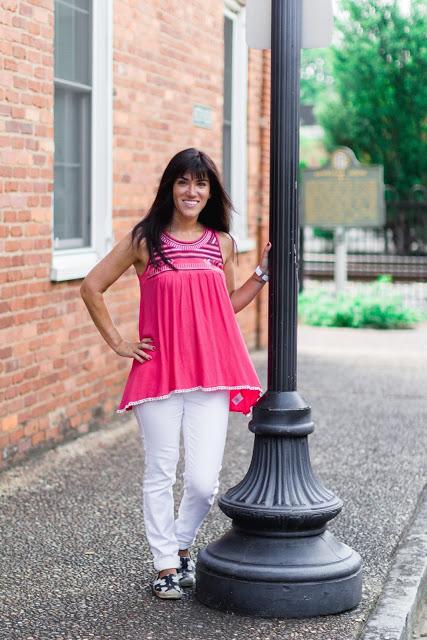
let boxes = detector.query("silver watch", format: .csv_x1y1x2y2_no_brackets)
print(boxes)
255,265,269,282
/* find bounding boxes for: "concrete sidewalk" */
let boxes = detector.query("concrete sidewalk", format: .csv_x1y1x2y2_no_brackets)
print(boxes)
1,324,426,640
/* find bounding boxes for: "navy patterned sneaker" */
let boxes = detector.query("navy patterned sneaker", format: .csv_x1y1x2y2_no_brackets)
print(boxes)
177,554,196,587
151,572,183,599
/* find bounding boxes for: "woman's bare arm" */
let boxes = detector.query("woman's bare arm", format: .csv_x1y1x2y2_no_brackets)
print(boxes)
80,233,154,362
219,233,267,314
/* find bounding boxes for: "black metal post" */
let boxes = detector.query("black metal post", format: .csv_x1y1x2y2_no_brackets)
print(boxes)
299,225,304,292
195,0,362,617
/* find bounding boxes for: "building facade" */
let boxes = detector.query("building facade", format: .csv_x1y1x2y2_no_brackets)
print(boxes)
0,0,271,468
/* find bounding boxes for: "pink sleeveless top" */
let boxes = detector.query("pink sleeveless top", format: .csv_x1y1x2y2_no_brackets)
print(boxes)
116,226,262,416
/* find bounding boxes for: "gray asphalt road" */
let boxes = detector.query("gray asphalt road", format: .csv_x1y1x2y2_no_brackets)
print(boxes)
1,325,426,640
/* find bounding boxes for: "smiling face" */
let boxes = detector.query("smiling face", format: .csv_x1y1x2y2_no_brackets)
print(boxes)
172,171,211,222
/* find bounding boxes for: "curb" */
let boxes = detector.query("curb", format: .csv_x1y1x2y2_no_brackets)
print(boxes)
360,486,427,640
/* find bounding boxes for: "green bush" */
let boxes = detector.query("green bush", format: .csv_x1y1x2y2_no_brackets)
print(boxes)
312,227,334,241
298,285,420,329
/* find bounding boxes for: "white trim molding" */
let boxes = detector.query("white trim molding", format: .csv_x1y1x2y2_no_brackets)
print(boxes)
51,0,113,281
224,1,255,254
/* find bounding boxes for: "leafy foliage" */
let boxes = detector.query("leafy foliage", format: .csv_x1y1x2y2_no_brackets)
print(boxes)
300,48,334,106
298,281,420,329
316,0,427,196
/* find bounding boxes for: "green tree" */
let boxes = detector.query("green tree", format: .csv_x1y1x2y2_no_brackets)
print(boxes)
300,49,334,106
316,0,427,253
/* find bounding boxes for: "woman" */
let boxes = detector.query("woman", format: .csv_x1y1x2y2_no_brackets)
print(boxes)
80,148,270,600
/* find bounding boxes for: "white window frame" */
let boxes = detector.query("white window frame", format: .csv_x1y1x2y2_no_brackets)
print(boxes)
224,0,255,253
51,0,113,281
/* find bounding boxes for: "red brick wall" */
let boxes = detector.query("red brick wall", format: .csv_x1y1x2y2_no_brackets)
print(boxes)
258,49,271,349
0,0,55,465
0,0,270,469
245,48,270,350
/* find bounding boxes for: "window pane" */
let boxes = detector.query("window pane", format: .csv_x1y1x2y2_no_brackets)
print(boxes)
54,0,92,85
74,0,90,9
223,17,233,123
54,86,91,247
223,124,232,195
223,16,233,194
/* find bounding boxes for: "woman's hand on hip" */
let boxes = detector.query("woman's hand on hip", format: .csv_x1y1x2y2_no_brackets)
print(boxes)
114,337,156,363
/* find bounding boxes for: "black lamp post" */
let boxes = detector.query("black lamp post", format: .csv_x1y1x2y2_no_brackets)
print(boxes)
195,0,362,618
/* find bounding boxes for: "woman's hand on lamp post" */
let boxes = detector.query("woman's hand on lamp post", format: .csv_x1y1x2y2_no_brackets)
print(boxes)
260,241,271,276
253,241,271,283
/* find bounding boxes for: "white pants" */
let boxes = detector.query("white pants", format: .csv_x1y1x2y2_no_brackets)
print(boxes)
134,389,230,572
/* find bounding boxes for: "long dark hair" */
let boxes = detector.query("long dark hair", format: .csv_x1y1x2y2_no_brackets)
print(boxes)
130,148,237,270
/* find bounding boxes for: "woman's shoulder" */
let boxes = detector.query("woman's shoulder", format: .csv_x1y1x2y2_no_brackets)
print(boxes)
128,232,149,272
215,230,234,262
126,231,147,256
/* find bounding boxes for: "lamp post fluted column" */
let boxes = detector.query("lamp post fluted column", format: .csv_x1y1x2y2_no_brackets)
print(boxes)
195,0,362,617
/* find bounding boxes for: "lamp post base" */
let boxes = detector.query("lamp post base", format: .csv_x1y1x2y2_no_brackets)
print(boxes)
195,526,362,618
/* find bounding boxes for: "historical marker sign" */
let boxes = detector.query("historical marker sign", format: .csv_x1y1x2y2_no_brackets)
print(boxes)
301,147,385,228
